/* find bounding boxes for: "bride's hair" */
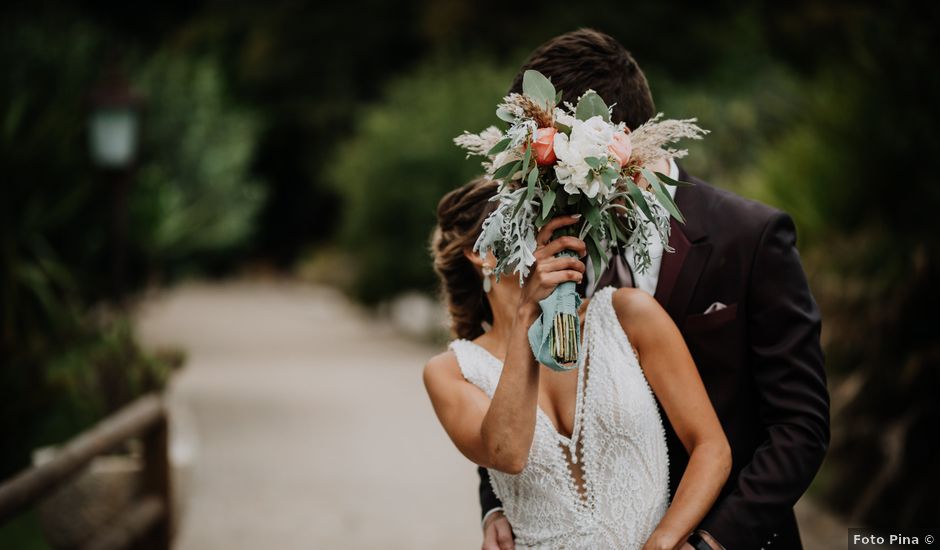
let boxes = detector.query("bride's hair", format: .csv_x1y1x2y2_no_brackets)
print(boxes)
431,177,499,340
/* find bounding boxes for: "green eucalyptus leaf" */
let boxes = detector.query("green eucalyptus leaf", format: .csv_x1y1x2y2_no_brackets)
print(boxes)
584,156,605,170
585,201,602,230
601,166,620,186
521,146,532,181
607,213,629,245
522,70,556,107
640,168,685,223
486,137,512,156
526,166,538,201
626,179,655,222
575,91,609,122
493,160,520,180
656,170,694,187
496,107,515,123
542,187,556,220
511,195,525,219
586,232,604,278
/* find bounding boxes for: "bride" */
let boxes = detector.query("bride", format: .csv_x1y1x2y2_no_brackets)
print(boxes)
424,178,731,549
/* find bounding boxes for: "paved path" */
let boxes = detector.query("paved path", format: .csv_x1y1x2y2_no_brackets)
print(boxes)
135,279,480,549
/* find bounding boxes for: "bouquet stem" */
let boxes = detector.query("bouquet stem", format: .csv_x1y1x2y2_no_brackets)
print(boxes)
551,306,579,364
527,273,583,372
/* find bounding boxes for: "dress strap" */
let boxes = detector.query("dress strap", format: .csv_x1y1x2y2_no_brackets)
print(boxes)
448,339,499,397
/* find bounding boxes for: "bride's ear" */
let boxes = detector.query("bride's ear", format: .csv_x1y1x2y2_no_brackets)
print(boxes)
463,247,484,269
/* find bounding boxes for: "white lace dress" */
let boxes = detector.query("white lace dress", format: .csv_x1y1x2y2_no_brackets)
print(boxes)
450,286,670,549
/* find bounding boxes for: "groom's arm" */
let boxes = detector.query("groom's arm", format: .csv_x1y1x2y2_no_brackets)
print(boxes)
478,465,503,520
697,212,830,549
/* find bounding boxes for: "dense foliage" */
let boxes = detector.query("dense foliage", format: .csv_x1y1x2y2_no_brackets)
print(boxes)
0,12,265,481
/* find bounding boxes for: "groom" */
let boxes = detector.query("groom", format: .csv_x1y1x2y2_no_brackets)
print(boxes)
477,29,830,550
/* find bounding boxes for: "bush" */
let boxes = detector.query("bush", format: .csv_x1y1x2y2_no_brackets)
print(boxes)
131,53,266,277
329,59,513,304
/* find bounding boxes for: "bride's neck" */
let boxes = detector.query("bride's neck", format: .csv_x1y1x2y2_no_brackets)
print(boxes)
481,284,519,354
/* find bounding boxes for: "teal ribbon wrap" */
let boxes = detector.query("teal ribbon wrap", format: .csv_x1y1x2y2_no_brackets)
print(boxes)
526,279,583,372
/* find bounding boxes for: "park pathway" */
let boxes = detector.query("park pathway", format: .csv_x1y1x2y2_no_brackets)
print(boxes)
134,279,480,549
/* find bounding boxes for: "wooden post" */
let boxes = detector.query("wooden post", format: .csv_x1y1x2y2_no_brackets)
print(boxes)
141,411,171,550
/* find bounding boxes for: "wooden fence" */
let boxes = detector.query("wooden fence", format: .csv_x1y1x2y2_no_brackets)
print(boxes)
0,394,172,550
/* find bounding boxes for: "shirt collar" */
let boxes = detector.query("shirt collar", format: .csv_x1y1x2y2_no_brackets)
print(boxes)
666,158,679,199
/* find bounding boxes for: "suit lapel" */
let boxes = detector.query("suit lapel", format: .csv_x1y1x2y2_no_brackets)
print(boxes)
654,167,712,322
654,217,689,310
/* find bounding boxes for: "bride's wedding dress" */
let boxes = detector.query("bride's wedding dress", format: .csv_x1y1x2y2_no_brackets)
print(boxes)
450,286,670,549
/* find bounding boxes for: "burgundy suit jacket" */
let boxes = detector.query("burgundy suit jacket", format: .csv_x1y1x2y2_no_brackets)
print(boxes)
476,169,830,550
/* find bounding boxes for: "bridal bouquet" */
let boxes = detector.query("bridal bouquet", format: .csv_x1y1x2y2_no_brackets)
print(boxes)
454,70,707,370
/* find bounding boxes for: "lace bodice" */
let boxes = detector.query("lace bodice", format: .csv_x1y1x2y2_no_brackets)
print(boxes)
450,286,670,549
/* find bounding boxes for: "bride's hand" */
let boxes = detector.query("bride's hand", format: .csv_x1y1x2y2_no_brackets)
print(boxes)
520,214,587,307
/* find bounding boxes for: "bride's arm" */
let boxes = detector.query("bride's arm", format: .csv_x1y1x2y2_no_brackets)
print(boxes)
423,302,541,474
424,215,586,474
613,288,732,550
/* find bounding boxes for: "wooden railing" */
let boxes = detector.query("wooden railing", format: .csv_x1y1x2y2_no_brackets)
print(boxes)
0,394,172,550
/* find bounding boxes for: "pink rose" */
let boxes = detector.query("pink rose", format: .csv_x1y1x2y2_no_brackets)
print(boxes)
531,127,557,166
608,131,632,167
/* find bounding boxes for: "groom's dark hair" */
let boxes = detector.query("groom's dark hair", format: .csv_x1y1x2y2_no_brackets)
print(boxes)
509,28,655,131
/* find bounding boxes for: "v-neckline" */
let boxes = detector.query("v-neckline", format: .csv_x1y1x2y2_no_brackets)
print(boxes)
464,300,593,448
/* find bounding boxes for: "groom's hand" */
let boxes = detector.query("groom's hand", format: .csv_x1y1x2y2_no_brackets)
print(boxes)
482,510,515,550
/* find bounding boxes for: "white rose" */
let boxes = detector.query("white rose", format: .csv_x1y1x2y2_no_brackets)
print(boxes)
569,116,613,158
554,109,577,130
552,120,609,199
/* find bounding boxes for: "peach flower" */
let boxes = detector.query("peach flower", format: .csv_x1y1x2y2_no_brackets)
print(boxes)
608,131,633,167
531,127,557,166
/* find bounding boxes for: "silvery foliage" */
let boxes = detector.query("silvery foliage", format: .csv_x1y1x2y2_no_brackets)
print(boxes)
473,186,539,286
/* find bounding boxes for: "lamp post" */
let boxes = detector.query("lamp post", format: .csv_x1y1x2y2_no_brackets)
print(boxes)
88,66,142,302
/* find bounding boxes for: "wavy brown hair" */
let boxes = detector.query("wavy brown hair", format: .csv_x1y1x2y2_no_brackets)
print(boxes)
431,177,499,340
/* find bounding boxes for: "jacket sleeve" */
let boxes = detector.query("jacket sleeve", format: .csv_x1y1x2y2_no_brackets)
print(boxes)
698,212,831,549
478,466,503,520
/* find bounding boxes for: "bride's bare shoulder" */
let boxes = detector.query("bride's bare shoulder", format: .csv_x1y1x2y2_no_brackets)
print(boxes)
422,349,461,387
611,287,661,315
610,287,671,331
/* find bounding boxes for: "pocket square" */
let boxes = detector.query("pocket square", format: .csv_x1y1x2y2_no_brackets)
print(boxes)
704,301,727,314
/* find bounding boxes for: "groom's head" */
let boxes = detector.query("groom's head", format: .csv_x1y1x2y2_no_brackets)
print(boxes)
510,29,655,131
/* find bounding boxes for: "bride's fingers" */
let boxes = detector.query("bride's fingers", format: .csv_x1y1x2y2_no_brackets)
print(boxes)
534,236,587,260
537,256,586,274
535,214,581,247
537,270,584,288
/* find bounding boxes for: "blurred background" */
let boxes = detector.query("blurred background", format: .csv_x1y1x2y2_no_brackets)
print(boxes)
1,0,937,548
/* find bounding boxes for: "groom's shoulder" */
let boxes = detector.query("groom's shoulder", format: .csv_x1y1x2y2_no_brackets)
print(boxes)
683,174,785,237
